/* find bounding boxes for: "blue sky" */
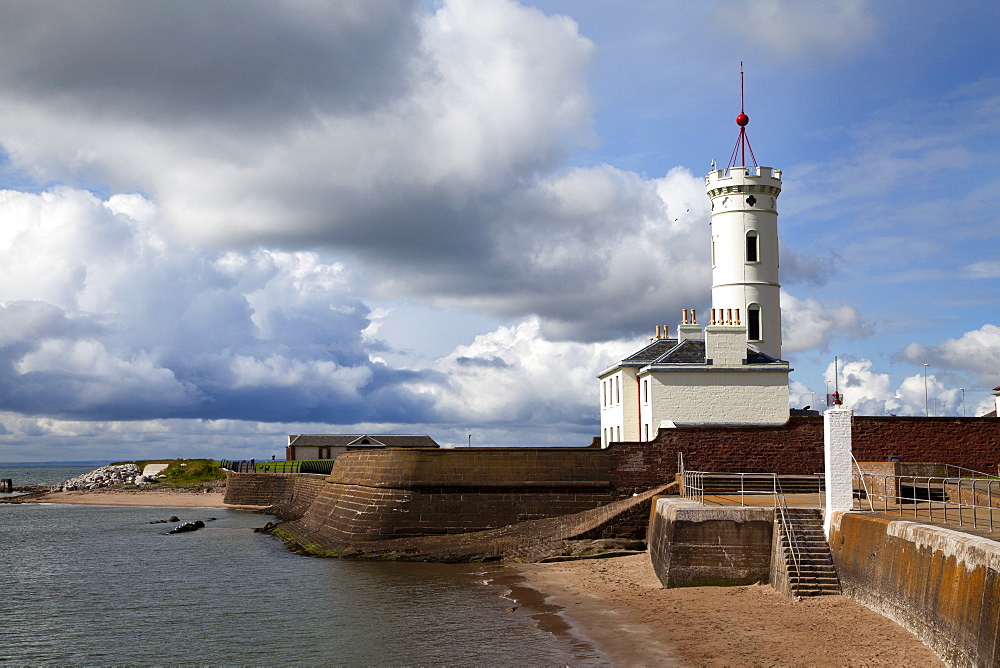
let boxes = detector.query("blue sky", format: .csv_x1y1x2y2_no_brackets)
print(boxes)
0,0,996,461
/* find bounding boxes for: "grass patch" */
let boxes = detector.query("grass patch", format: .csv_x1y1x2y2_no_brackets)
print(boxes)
157,459,226,484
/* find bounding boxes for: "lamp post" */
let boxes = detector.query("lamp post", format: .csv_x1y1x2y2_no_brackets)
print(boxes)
960,388,966,418
923,364,929,417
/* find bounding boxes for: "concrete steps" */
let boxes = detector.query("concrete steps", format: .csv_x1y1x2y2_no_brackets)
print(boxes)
776,508,841,597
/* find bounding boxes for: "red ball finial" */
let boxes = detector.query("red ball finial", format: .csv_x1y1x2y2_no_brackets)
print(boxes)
736,113,749,127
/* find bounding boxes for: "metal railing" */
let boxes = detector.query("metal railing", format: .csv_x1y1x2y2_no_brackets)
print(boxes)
943,463,1000,480
773,476,803,585
218,459,336,475
853,473,999,532
683,471,782,506
682,470,804,584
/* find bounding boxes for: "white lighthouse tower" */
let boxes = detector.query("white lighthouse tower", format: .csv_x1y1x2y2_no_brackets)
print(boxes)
596,67,790,446
705,68,783,360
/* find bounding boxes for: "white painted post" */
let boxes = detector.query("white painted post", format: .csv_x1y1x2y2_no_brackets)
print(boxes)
824,408,854,539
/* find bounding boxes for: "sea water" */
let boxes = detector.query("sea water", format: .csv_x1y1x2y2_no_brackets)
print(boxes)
0,465,97,493
0,469,600,665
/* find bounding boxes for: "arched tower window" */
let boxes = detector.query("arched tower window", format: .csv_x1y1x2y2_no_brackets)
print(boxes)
746,230,759,263
747,303,761,341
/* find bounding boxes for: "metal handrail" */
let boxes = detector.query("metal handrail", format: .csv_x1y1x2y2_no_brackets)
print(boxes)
773,477,804,588
854,473,998,532
851,454,875,511
943,463,1000,480
682,471,807,586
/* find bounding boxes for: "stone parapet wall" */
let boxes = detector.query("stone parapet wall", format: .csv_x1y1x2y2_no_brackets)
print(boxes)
329,447,610,488
830,512,1000,667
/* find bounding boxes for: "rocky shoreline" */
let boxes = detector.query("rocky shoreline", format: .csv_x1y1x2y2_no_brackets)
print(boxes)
1,464,228,505
53,463,149,491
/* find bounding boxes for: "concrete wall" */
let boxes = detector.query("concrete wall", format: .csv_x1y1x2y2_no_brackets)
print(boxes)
830,512,1000,667
649,497,773,587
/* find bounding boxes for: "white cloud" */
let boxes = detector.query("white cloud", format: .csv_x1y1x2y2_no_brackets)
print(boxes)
822,358,967,417
713,0,877,59
962,260,1000,279
780,291,864,352
899,324,1000,388
412,317,636,425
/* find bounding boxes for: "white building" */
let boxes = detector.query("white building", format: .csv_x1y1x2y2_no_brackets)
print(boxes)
598,114,791,446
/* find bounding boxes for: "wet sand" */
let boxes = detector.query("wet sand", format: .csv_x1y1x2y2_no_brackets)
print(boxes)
14,488,267,510
510,553,943,666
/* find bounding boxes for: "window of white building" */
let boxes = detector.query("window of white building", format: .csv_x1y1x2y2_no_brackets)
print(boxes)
748,303,761,341
746,230,759,263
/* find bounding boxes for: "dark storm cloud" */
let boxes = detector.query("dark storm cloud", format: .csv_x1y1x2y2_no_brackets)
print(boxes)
0,1,421,125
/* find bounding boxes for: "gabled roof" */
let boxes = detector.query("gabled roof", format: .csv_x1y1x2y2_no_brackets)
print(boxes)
288,434,439,448
651,339,706,364
623,338,678,364
645,339,784,366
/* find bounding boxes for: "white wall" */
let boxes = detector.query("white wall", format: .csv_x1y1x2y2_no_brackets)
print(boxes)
644,367,790,426
706,166,783,360
599,367,641,446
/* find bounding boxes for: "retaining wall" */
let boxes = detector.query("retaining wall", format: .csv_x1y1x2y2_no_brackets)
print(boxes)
830,512,1000,666
648,497,773,587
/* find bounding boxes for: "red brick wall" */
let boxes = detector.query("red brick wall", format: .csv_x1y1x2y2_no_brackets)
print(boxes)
610,417,1000,490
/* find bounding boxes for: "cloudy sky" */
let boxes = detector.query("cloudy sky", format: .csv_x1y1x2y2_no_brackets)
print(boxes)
0,0,996,462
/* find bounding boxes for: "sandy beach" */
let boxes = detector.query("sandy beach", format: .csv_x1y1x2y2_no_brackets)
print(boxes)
11,488,268,510
510,553,943,666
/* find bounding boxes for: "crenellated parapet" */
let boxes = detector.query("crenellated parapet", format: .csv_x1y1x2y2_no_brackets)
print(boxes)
705,166,782,204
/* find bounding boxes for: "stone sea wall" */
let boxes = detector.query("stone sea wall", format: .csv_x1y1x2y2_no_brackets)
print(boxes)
830,512,1000,667
224,472,327,518
281,448,615,543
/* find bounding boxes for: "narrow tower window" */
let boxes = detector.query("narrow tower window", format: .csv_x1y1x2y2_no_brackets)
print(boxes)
746,230,759,263
748,303,761,341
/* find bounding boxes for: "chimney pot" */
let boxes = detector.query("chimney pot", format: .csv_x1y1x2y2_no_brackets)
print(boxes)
691,309,697,324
